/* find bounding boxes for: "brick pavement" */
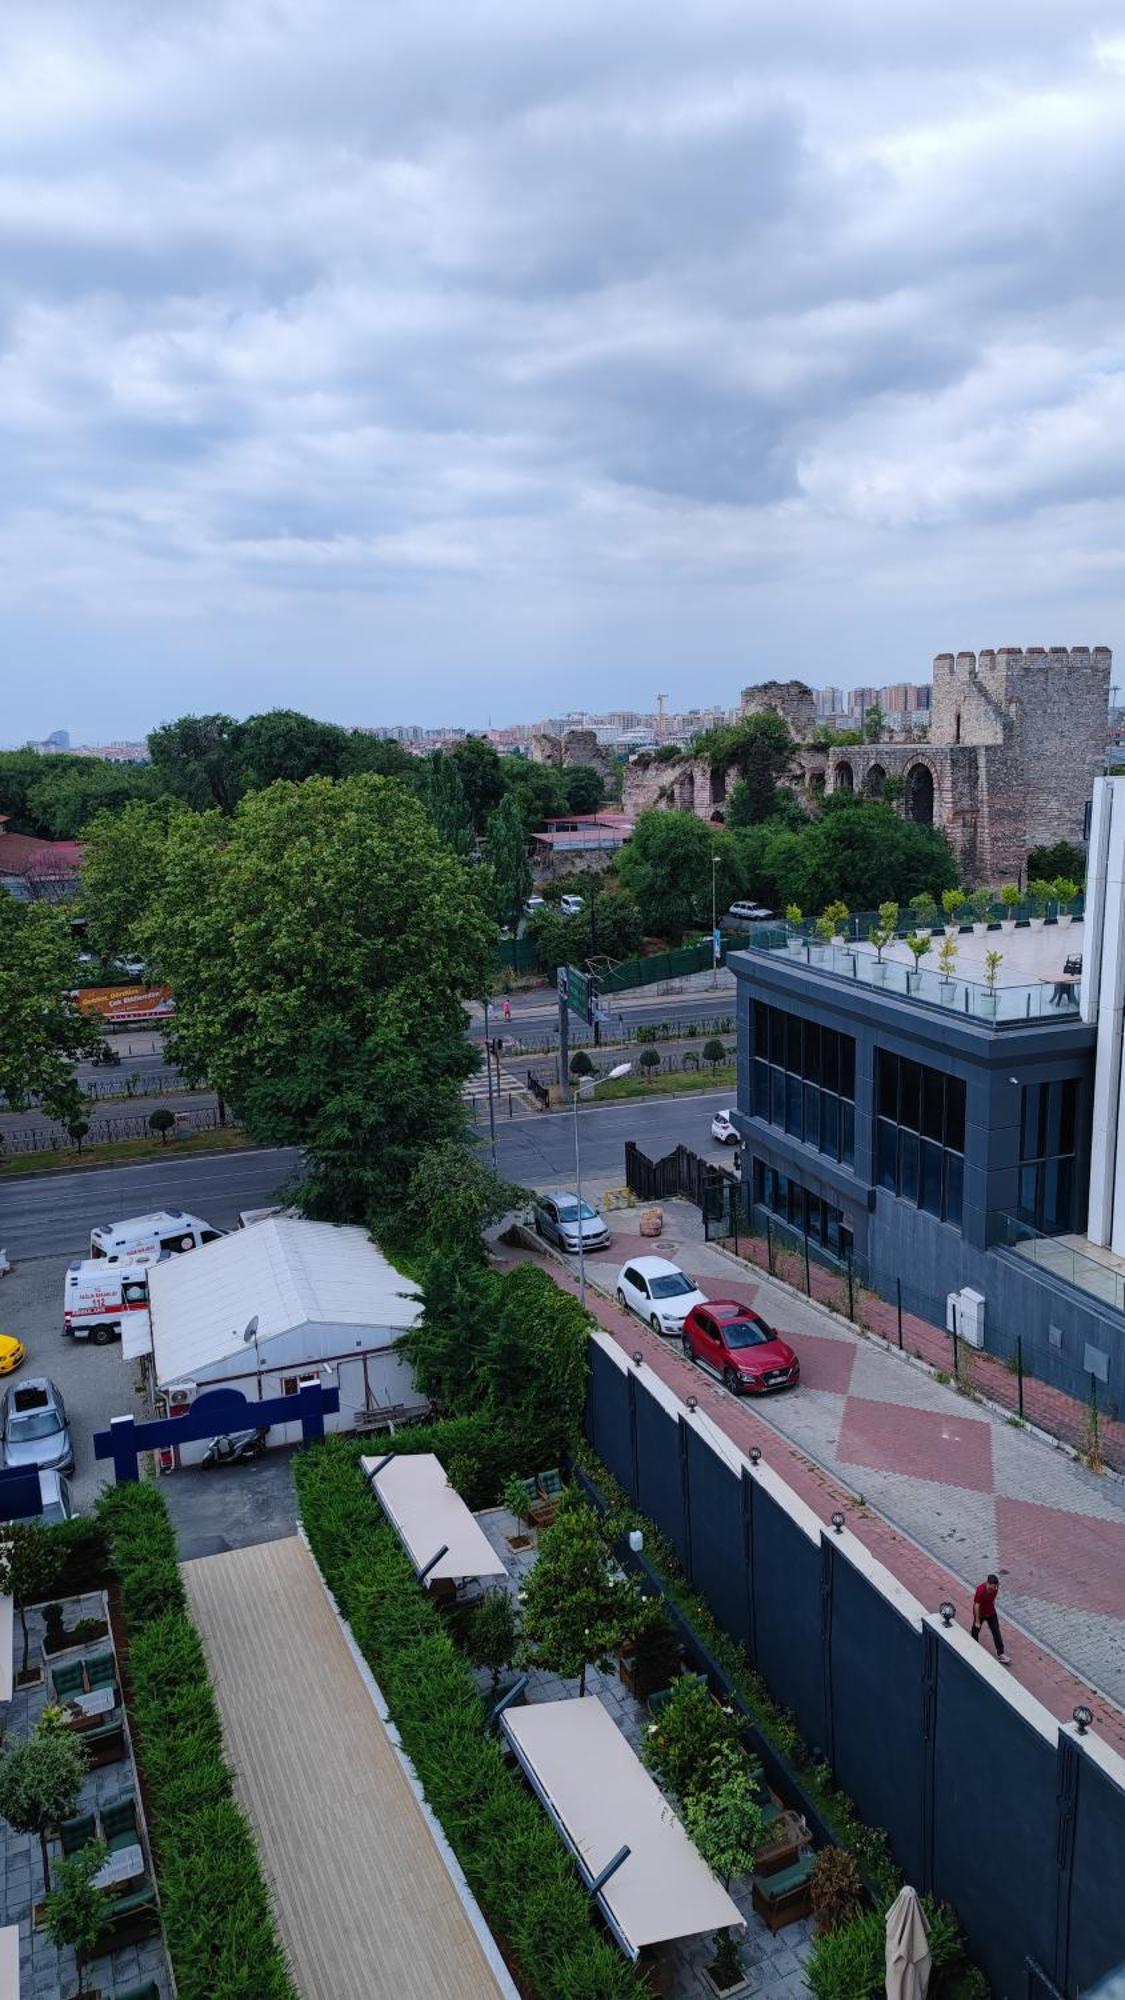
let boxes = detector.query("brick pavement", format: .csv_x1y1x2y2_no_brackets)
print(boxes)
500,1220,1125,1755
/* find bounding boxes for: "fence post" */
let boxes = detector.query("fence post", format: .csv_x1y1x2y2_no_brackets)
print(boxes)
846,1257,854,1321
896,1277,903,1350
803,1226,811,1297
1089,1373,1100,1461
766,1217,774,1276
1017,1336,1024,1419
730,1181,739,1258
952,1320,960,1382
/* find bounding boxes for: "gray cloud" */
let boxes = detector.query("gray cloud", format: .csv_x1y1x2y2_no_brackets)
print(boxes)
1,0,1124,740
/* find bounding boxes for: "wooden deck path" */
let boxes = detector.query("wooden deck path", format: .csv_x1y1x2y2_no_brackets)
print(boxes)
182,1535,510,2000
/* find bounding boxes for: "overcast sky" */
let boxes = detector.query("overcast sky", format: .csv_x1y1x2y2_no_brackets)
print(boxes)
3,2,1125,744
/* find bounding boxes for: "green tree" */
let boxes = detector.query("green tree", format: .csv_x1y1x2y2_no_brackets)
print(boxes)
562,766,606,815
337,734,423,783
683,1745,766,1886
147,712,245,813
499,758,569,832
422,751,473,856
528,892,643,977
80,798,179,964
1,1521,65,1676
569,1049,594,1078
24,762,159,839
405,1258,502,1413
862,703,886,743
521,1490,638,1694
0,1726,89,1892
398,1139,523,1262
0,900,99,1122
144,775,496,1223
702,1038,727,1070
617,812,734,937
44,1839,108,1993
780,800,957,910
721,712,794,823
476,1265,590,1470
485,793,533,936
1027,841,1086,883
148,1108,175,1146
466,1589,520,1696
235,708,352,788
451,736,505,831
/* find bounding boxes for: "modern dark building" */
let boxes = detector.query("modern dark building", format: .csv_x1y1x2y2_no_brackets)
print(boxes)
729,907,1125,1406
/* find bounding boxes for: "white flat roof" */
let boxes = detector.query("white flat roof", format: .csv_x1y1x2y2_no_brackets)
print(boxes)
363,1453,507,1582
121,1308,153,1361
148,1216,421,1383
501,1696,742,1954
0,1922,17,2000
0,1596,11,1705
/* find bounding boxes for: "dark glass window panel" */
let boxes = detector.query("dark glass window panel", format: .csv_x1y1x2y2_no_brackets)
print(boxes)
1017,1163,1038,1224
944,1150,963,1228
785,1071,803,1137
770,1068,785,1127
803,1082,821,1150
765,1167,779,1211
877,1119,897,1190
804,1021,821,1083
945,1075,966,1153
753,1157,765,1203
787,1180,805,1229
1044,1082,1063,1161
1059,1078,1077,1156
839,1221,854,1259
754,1004,770,1060
825,1209,841,1254
899,1130,919,1204
919,1139,943,1216
770,1009,785,1066
821,1093,839,1159
822,1030,839,1094
839,1035,855,1102
807,1198,824,1245
899,1060,921,1131
1054,1155,1075,1231
841,1099,855,1168
877,1051,898,1120
922,1070,944,1141
1019,1084,1037,1161
786,1013,803,1074
1041,1159,1062,1232
753,1060,770,1118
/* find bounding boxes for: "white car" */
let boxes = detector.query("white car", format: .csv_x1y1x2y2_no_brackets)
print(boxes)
559,894,585,916
524,896,547,917
711,1109,738,1145
615,1257,709,1336
728,901,773,923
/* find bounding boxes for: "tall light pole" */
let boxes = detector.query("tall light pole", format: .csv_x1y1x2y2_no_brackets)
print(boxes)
711,852,720,988
481,996,498,1170
573,1062,632,1306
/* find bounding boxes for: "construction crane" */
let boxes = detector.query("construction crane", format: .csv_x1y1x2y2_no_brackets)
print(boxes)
656,693,668,737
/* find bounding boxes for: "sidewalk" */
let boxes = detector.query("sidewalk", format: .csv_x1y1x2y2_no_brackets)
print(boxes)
500,1205,1125,1752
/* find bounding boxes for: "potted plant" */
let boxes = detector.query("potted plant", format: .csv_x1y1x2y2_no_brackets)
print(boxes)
2,1521,65,1685
904,931,932,992
683,1746,766,1996
908,891,938,934
466,1588,521,1703
501,1473,535,1550
866,923,891,981
981,948,1003,1015
999,882,1021,931
44,1839,109,1999
877,899,900,937
941,887,967,936
784,903,803,942
823,900,850,943
0,1723,90,1901
937,934,958,994
1053,877,1080,927
1027,879,1052,930
968,888,993,934
809,1846,866,1935
618,1604,682,1702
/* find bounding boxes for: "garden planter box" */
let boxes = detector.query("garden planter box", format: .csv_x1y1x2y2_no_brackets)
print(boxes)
702,1958,747,1997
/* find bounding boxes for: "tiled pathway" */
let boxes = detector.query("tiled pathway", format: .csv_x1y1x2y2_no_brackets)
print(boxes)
501,1206,1125,1751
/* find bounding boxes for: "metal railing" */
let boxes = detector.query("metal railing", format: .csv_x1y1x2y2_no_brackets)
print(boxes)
746,927,1081,1023
989,1212,1125,1316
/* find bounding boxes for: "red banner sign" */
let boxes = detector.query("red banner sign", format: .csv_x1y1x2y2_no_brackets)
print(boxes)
74,984,175,1023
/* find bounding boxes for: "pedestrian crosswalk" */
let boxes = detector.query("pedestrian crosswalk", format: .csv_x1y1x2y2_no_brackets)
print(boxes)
463,1056,539,1118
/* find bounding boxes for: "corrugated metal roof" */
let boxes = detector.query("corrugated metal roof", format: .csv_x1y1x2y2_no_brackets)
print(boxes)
148,1216,422,1384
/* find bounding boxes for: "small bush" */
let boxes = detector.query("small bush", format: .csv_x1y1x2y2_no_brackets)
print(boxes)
639,1047,661,1072
810,1845,866,1934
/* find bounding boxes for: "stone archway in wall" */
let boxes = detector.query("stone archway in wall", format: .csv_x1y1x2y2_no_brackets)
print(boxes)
834,761,854,794
864,763,886,799
709,767,727,808
677,768,696,812
906,762,935,825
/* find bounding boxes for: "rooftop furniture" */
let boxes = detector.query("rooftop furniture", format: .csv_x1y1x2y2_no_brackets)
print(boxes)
751,1851,815,1931
52,1659,86,1699
362,1453,507,1586
82,1717,126,1769
501,1695,742,1959
68,1685,118,1725
115,1984,160,2000
753,1808,812,1880
84,1653,117,1691
59,1811,98,1856
82,1886,160,1962
101,1794,138,1850
93,1842,145,1891
533,1468,564,1526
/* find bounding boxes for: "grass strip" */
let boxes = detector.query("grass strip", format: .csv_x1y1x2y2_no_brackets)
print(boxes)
0,1126,257,1177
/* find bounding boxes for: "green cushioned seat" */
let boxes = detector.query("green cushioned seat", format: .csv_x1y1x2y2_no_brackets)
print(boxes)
101,1795,138,1848
60,1812,98,1856
52,1661,85,1698
115,1984,159,2000
84,1653,117,1689
754,1852,815,1899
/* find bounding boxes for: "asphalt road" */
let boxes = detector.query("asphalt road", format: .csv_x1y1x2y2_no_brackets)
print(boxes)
0,1091,735,1260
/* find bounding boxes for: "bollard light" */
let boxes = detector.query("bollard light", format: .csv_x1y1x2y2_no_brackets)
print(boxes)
1073,1704,1093,1736
632,1350,643,1367
628,1529,644,1554
686,1394,698,1413
939,1602,956,1627
831,1511,845,1535
748,1446,762,1466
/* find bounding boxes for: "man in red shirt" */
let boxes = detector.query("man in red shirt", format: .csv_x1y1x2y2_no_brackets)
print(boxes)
971,1574,1010,1662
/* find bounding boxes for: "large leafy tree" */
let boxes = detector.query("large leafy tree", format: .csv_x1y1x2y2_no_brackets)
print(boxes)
423,751,473,856
143,775,495,1221
521,1490,639,1695
235,708,353,788
780,797,957,910
721,712,794,824
397,1140,523,1262
562,765,606,815
451,736,505,831
23,761,159,839
616,811,739,937
0,1726,89,1892
147,712,245,813
0,899,99,1121
499,758,568,831
485,793,532,934
80,798,180,963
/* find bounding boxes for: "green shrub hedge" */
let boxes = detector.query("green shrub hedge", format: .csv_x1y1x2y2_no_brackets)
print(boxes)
295,1436,646,2000
96,1485,294,2000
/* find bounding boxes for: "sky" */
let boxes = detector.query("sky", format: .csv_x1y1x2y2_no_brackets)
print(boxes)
3,1,1125,744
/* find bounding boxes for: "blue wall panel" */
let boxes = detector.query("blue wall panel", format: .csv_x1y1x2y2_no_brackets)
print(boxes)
1067,1748,1125,1991
828,1549,924,1886
685,1430,748,1649
587,1344,632,1494
634,1392,686,1565
750,1482,825,1750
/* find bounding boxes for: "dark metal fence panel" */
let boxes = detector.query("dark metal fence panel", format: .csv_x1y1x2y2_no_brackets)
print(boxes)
828,1547,926,1887
932,1643,1057,1995
1066,1743,1125,1993
684,1427,749,1649
587,1343,633,1494
634,1390,687,1567
750,1481,826,1752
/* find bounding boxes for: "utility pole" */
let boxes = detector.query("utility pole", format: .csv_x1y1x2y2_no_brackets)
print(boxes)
482,997,498,1169
557,967,570,1090
711,853,720,989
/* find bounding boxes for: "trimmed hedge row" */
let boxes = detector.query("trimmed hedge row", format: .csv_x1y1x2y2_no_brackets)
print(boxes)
295,1436,647,2000
96,1484,295,2000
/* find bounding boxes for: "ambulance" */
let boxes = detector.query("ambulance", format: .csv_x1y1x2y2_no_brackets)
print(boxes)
88,1209,223,1262
63,1256,156,1344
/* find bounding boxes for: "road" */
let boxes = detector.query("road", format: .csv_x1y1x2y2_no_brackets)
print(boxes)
0,1093,733,1259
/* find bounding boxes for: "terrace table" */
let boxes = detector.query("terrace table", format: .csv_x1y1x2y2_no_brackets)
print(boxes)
67,1685,116,1722
93,1842,144,1890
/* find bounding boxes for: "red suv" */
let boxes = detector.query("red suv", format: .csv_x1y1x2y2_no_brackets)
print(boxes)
682,1300,799,1395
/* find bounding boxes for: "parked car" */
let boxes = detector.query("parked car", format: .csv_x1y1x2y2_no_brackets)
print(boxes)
0,1377,75,1475
615,1257,708,1335
524,896,547,916
534,1191,612,1254
728,901,774,923
711,1109,738,1145
0,1470,74,1528
559,894,585,916
682,1300,800,1394
0,1334,26,1376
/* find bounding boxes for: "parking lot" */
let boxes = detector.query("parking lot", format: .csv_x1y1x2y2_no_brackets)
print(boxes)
0,1252,147,1511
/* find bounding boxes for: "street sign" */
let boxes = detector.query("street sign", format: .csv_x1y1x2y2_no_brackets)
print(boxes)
564,965,597,1025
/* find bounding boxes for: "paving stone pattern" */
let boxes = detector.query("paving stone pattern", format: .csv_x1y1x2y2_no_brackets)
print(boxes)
477,1507,814,2000
0,1597,171,2000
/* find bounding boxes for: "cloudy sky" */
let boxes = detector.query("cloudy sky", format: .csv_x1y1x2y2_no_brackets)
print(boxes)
3,1,1125,743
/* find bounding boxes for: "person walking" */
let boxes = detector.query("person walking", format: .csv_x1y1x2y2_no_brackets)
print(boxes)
971,1574,1010,1662
503,997,512,1022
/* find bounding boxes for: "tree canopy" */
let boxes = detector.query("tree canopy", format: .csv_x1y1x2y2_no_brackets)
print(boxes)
450,736,505,831
80,797,180,963
0,899,99,1122
616,812,741,936
142,774,496,1222
485,793,532,935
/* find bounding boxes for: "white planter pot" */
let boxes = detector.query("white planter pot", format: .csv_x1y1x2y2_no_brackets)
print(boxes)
1057,912,1072,927
870,963,887,984
944,923,960,938
1029,916,1045,931
972,921,988,935
939,980,957,1002
1002,918,1016,933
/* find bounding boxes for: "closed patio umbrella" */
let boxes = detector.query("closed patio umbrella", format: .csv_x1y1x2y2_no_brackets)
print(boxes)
885,1885,931,2000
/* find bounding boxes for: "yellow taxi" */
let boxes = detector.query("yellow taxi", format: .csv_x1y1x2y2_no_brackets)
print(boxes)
0,1336,26,1376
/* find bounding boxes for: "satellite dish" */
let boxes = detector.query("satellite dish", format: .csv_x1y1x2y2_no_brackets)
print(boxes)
242,1315,259,1344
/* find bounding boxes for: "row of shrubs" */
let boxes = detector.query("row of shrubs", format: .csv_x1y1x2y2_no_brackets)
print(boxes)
294,1435,647,2000
96,1485,295,2000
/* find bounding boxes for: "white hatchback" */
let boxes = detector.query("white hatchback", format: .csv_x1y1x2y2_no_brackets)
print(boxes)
711,1109,738,1144
615,1256,708,1336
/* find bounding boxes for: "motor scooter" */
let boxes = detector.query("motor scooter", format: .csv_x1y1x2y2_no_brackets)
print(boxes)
201,1426,269,1467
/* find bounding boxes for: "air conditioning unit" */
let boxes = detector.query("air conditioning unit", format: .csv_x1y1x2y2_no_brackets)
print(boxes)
945,1288,985,1348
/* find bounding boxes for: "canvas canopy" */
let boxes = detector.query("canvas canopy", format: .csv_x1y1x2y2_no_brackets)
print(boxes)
363,1453,507,1583
501,1696,742,1956
0,1594,11,1705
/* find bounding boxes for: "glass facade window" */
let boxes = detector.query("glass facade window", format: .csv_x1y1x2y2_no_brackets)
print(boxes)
875,1051,965,1229
750,1001,856,1167
1017,1079,1080,1234
752,1157,854,1259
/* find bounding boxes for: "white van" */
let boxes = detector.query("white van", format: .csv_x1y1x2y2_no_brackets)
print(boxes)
64,1256,155,1343
89,1209,223,1261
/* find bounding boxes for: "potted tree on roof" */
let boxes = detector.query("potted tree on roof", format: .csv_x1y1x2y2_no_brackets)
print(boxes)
968,888,993,935
1053,877,1081,927
980,948,1003,1017
1027,879,1052,931
941,887,967,937
908,891,939,935
999,883,1022,932
904,931,932,994
937,934,959,998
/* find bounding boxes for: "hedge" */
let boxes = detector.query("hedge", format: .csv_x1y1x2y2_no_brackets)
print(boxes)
96,1485,295,2000
295,1437,646,2000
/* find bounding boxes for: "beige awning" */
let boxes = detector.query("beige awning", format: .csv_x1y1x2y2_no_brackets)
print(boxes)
0,1922,17,2000
0,1595,11,1705
501,1696,743,1955
121,1308,153,1361
362,1453,507,1583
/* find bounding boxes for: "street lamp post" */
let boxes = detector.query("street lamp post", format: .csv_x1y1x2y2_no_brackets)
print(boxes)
573,1061,632,1307
711,853,720,988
